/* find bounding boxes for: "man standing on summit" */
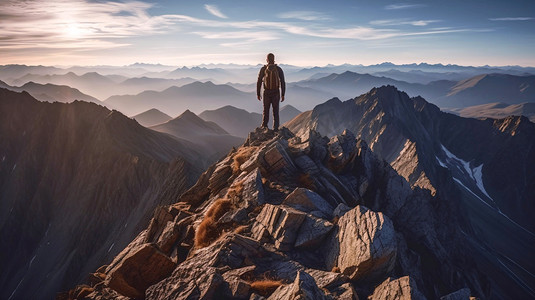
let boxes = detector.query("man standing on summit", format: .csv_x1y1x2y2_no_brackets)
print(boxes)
257,53,285,131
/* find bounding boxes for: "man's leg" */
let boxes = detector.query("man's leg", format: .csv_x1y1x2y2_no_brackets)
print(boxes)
261,93,270,128
272,93,280,130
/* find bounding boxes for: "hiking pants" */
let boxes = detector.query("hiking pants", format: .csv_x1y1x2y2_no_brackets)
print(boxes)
262,89,280,130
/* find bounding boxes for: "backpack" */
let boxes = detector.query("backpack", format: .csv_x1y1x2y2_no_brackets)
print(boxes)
264,64,280,90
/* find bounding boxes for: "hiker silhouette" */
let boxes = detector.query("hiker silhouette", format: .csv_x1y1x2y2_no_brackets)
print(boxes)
257,53,286,131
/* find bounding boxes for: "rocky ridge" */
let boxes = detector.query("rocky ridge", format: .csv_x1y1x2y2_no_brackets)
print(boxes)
69,126,486,299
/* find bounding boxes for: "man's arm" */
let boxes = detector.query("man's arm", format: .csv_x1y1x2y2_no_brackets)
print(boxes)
278,66,286,101
256,66,265,100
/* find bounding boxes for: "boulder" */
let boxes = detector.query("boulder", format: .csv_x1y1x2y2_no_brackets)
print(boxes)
252,204,306,250
368,276,426,300
267,271,330,300
262,142,296,174
222,267,255,299
332,283,358,300
294,155,320,175
283,188,334,217
294,215,334,249
306,268,347,289
156,215,194,255
238,168,265,208
325,205,397,282
105,243,176,299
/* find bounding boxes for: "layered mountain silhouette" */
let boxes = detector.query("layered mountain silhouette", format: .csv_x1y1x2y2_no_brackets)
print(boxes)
0,80,102,105
287,85,535,298
199,105,302,137
133,108,172,127
297,71,535,109
105,81,257,116
0,88,204,300
448,102,535,122
150,110,244,162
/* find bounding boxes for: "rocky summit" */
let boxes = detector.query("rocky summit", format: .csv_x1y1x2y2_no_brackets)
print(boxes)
66,125,489,299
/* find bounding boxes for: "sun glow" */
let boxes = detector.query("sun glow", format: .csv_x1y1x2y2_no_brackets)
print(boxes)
65,22,85,38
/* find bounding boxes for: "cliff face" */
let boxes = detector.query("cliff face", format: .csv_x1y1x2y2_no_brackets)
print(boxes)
0,89,202,300
79,126,489,299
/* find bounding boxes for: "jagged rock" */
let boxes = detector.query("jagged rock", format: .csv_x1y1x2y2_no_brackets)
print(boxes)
156,215,194,255
208,161,232,194
106,230,149,274
146,206,175,242
105,243,176,299
283,188,334,217
263,141,296,174
294,214,334,249
325,205,397,282
333,203,351,218
332,283,359,300
328,129,357,170
294,155,320,175
290,129,329,161
238,168,265,208
252,204,306,250
306,269,347,289
267,271,330,300
146,234,263,299
368,276,426,300
440,288,471,300
240,148,263,173
222,266,256,299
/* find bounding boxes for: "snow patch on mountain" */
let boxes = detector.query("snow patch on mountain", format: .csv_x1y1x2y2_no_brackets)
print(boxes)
436,144,494,203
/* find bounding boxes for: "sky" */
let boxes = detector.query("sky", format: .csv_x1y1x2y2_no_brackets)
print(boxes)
0,0,534,67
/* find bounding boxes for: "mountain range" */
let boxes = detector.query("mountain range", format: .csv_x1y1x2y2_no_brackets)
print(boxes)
199,104,302,137
0,88,207,300
295,71,535,108
105,81,257,116
150,110,244,162
447,102,535,122
0,80,102,105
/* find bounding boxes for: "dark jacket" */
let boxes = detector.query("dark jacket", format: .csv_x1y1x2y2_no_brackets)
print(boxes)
257,64,285,98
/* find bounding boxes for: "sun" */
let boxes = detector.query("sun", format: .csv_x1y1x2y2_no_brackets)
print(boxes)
65,22,85,39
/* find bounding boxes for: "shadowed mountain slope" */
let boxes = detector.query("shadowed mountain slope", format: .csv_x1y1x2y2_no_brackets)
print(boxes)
0,88,203,300
0,80,102,105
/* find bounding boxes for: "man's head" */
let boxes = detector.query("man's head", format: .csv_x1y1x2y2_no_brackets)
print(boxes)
267,53,275,64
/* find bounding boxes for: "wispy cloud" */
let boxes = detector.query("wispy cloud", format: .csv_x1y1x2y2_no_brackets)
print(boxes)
370,19,440,26
385,3,426,10
278,11,330,21
0,0,487,62
0,0,176,51
489,17,533,21
204,4,228,19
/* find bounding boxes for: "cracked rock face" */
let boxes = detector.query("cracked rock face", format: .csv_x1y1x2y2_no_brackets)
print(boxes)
369,276,426,300
326,205,397,282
